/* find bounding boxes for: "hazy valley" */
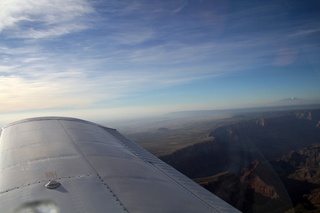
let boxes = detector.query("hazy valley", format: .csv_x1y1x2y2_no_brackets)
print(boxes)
122,106,320,212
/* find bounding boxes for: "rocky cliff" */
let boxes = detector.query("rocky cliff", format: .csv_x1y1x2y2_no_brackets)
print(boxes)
240,160,279,199
195,160,293,213
275,145,320,184
194,145,320,212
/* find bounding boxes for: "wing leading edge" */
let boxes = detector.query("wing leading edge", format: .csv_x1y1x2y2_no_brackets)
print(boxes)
0,117,240,213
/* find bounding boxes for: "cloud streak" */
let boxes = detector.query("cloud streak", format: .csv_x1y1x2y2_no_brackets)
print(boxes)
1,0,319,120
0,0,94,38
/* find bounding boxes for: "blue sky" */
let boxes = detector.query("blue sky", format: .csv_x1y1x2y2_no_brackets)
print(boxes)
1,0,320,124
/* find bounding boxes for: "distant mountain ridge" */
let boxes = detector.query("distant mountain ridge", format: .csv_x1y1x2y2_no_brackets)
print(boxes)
271,97,320,107
167,104,320,119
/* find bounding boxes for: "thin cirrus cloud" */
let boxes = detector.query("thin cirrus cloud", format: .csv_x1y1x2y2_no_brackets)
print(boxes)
16,24,88,39
0,0,319,122
0,0,94,38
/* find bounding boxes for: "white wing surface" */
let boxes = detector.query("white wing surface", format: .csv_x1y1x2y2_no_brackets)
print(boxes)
0,117,240,213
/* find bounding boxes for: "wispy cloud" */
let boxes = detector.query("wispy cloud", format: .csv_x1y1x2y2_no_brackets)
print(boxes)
17,24,88,39
112,29,155,45
172,1,188,14
0,41,199,112
289,26,320,38
0,45,39,55
0,0,94,38
22,57,45,63
1,0,319,117
0,65,16,74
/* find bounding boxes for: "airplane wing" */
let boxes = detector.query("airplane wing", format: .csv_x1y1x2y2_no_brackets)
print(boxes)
0,117,240,213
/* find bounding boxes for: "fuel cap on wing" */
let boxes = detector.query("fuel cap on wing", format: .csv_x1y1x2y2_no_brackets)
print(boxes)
45,180,61,189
